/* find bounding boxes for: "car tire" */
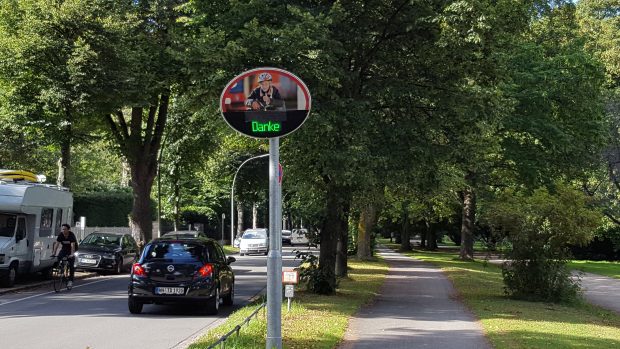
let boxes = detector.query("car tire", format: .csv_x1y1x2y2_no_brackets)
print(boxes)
128,296,143,314
0,263,17,288
205,287,220,315
223,283,234,306
114,258,123,275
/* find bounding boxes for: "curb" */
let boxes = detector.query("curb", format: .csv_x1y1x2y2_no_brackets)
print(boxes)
0,271,96,295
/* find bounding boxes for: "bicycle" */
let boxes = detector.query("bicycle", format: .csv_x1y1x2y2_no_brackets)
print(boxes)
52,256,72,292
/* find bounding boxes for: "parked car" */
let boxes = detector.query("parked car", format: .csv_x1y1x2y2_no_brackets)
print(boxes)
239,228,269,256
162,230,207,239
281,229,292,245
75,232,139,274
291,228,310,246
128,236,235,315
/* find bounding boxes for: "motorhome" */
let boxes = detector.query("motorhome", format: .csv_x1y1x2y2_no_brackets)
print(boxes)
0,180,73,287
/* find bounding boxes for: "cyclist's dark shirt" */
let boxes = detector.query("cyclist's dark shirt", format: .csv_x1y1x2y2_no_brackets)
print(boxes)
57,231,77,254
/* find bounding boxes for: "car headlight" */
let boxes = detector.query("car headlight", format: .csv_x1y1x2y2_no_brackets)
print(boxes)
102,254,115,259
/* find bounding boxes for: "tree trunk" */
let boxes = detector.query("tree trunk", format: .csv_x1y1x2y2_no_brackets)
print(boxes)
319,183,346,293
336,199,350,278
173,175,180,230
105,92,169,244
428,222,438,251
121,157,131,187
357,203,376,260
400,202,411,252
57,120,72,188
421,220,428,248
236,200,244,238
252,202,258,228
459,186,476,260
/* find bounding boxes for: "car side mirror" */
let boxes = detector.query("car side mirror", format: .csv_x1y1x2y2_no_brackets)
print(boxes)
227,256,236,264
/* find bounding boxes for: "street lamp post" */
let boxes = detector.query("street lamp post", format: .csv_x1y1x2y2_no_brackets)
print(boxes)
230,154,269,244
221,213,225,245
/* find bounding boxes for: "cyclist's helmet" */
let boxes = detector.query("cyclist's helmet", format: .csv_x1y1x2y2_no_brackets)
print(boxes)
258,73,272,82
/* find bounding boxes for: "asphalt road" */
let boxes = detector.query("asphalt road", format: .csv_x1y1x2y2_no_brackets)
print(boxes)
0,245,315,349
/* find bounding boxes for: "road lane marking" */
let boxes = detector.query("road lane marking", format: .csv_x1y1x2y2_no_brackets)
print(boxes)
0,278,115,306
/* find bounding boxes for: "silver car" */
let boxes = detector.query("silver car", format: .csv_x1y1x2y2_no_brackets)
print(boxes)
239,228,269,256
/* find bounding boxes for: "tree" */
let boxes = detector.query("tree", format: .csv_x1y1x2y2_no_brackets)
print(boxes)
0,0,114,187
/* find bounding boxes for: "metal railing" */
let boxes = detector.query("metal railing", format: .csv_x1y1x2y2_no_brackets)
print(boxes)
207,302,266,349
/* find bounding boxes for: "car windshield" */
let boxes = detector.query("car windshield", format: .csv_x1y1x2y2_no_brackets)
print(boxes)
242,231,267,239
144,242,205,262
0,213,16,237
82,233,120,246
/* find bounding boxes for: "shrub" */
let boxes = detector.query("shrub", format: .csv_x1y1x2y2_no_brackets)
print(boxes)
484,183,601,302
295,250,338,295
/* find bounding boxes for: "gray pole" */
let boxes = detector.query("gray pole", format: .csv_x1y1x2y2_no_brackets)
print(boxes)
230,154,269,245
266,138,282,349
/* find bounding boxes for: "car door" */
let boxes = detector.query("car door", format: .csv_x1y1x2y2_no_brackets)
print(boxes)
209,243,232,294
122,235,137,269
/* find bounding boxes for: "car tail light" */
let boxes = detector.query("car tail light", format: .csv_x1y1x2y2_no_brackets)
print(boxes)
197,263,213,278
132,263,145,276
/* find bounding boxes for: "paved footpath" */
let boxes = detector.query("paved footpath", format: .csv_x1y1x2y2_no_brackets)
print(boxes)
579,272,620,314
338,247,492,349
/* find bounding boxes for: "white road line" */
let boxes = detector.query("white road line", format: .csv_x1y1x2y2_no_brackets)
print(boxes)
0,278,114,306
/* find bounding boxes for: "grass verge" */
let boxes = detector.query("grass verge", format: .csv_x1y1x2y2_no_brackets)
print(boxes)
379,238,620,349
568,260,620,279
189,257,388,349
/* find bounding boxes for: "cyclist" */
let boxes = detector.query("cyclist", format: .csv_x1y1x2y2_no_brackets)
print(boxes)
245,72,284,111
52,223,77,288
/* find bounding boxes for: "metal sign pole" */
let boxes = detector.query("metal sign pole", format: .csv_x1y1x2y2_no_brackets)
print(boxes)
266,137,282,349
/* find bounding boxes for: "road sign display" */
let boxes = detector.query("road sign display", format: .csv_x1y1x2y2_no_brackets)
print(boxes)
282,270,299,284
220,67,311,139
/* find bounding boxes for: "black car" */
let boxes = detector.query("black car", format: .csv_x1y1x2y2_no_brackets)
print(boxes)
127,236,235,315
75,232,139,274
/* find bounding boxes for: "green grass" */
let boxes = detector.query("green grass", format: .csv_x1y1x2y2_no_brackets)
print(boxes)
378,238,620,349
569,260,620,279
189,258,389,349
223,245,239,255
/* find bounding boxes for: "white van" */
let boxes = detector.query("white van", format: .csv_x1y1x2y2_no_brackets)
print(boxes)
0,181,73,287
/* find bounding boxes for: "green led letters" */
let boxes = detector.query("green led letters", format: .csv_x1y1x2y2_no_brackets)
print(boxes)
251,121,281,133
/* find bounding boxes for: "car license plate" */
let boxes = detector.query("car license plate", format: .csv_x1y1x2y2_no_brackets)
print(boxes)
80,258,97,264
155,287,185,295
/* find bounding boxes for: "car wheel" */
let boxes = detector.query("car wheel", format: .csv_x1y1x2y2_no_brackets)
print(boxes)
0,263,17,287
128,296,143,314
223,283,234,306
205,287,220,315
113,258,123,275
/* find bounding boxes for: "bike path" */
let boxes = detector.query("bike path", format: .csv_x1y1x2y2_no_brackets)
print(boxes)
338,247,491,349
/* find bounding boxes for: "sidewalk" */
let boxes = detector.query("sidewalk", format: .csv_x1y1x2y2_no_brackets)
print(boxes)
338,247,492,349
579,272,620,314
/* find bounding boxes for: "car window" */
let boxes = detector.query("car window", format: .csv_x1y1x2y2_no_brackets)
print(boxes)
207,243,226,263
144,242,205,262
122,236,131,248
242,230,267,239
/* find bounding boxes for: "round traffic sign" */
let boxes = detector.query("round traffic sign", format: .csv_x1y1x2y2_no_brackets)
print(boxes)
220,67,311,138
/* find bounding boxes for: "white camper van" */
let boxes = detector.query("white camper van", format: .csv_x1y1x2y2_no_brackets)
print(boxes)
0,180,73,287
